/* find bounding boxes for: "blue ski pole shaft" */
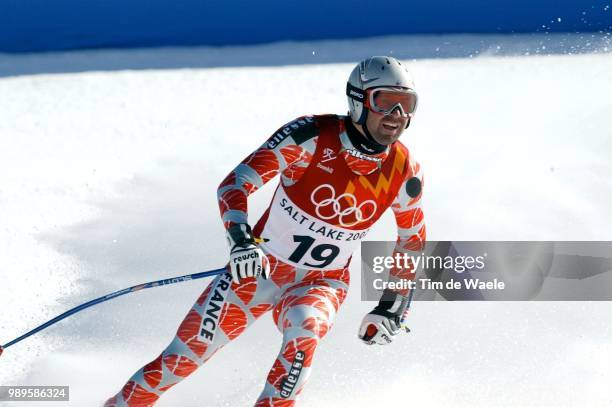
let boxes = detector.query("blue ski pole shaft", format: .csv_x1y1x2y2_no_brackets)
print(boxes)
399,283,416,332
0,266,226,354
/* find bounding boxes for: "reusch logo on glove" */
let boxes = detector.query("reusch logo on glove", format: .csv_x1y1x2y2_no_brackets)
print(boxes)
280,351,305,399
198,273,232,344
232,251,260,263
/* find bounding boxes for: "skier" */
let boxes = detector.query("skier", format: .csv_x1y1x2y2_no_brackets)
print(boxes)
104,56,425,407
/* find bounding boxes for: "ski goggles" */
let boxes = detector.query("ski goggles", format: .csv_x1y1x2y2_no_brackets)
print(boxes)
347,84,418,118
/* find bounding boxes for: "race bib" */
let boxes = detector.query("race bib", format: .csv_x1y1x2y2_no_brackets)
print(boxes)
259,186,370,270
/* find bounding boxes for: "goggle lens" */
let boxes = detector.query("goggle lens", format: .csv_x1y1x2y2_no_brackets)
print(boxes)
370,89,417,116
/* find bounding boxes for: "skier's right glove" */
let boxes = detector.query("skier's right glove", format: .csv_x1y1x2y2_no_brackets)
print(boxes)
226,223,270,283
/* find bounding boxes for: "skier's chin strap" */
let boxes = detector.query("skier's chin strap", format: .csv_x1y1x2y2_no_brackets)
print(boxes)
345,116,386,155
361,117,381,147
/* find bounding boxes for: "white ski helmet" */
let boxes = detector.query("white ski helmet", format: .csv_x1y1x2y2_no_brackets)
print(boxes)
346,56,417,125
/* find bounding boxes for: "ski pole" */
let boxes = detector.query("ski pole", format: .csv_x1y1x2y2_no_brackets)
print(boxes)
399,283,416,333
0,266,227,357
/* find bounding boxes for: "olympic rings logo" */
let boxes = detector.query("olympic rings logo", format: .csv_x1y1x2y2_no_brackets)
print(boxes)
310,184,377,227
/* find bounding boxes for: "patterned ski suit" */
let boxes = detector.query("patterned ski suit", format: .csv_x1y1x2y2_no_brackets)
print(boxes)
105,115,425,406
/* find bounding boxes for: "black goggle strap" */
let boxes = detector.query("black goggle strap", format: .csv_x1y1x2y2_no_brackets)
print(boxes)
346,82,366,102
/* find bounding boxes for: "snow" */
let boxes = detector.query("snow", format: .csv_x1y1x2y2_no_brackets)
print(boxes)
1,34,612,406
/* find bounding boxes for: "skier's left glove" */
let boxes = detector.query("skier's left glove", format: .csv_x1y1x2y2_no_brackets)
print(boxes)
358,289,410,346
226,223,270,283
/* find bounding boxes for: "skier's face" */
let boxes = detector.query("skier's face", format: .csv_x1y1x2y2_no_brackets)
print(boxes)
365,108,409,145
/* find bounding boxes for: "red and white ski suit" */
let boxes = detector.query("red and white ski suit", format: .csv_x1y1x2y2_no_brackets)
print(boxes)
105,115,425,406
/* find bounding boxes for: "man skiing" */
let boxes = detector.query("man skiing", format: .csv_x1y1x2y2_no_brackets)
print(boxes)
105,56,425,407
